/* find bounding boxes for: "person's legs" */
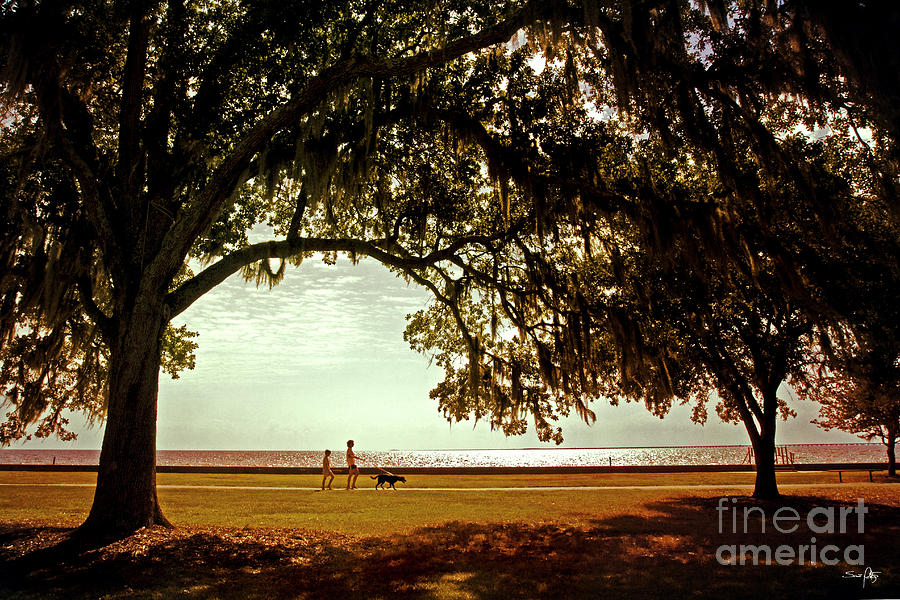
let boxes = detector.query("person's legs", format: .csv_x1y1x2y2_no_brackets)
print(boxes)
327,473,334,489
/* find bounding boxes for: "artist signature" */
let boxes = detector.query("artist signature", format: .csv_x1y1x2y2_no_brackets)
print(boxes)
843,567,883,588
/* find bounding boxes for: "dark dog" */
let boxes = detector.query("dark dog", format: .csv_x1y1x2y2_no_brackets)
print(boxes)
371,474,406,490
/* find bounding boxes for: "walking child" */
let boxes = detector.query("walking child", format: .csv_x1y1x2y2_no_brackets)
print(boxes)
346,440,362,489
322,449,334,490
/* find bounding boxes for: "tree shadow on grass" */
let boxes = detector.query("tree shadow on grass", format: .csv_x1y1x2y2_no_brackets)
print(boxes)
1,494,899,599
589,494,900,598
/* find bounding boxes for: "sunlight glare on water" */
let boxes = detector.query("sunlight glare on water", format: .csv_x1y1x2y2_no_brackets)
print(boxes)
0,444,886,467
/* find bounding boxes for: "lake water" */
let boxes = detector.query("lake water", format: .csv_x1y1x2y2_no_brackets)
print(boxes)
0,444,886,467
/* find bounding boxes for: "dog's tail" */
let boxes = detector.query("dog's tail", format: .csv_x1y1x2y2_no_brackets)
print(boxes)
370,476,378,479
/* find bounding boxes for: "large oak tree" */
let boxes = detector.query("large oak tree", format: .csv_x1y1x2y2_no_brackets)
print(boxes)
403,1,900,499
1,0,572,536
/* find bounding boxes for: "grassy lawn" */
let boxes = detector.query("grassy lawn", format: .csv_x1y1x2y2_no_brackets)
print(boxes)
1,471,899,598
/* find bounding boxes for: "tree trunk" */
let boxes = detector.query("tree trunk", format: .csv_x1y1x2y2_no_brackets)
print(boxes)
888,437,897,477
751,424,780,500
80,294,171,537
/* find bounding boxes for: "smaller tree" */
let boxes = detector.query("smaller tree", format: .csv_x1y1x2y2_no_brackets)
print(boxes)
794,151,900,478
585,226,812,500
801,338,900,477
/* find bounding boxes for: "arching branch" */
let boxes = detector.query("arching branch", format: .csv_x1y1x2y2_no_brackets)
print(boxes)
167,222,523,318
76,274,114,342
152,0,556,288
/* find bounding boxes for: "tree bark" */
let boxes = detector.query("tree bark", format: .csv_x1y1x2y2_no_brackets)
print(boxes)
887,436,897,477
79,293,171,537
751,420,780,500
731,380,781,500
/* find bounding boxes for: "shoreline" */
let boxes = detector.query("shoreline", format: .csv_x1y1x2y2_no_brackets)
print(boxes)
0,462,887,475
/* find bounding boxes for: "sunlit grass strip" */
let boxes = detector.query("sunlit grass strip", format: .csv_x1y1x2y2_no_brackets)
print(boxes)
1,470,897,536
0,469,879,489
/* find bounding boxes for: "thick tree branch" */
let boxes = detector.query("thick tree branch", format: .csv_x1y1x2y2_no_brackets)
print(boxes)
117,5,153,209
152,0,551,289
403,264,483,391
146,0,186,208
77,274,114,342
164,235,427,317
707,341,766,427
168,215,531,318
285,187,308,242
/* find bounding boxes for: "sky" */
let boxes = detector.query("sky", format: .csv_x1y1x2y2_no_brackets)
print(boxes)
17,251,862,451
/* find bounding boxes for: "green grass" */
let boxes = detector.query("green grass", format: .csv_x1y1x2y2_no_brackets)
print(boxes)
2,471,899,599
0,470,895,535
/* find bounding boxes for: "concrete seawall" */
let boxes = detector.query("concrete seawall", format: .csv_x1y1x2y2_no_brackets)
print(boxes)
0,463,887,475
